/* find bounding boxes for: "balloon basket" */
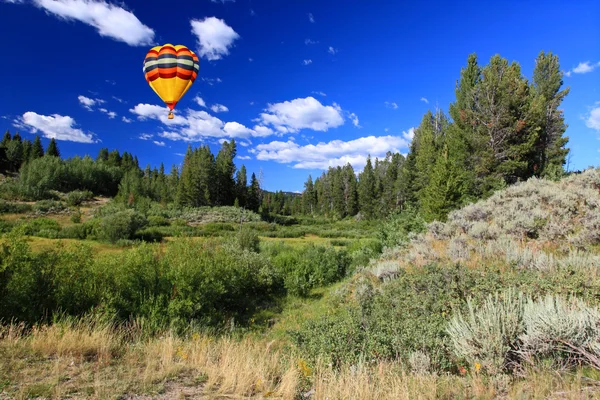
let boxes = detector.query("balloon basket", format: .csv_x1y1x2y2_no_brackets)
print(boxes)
168,112,174,120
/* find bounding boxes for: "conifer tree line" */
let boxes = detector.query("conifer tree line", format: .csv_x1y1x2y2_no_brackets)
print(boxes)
1,51,570,222
292,51,570,222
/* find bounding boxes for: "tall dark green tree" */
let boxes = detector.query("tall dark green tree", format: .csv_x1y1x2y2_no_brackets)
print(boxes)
530,50,570,179
247,172,261,212
31,136,44,160
235,164,248,207
358,155,377,219
46,138,60,158
214,139,237,206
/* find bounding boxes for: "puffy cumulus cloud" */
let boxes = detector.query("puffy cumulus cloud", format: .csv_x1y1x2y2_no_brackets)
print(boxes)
348,112,360,128
190,17,240,61
153,140,166,147
257,96,344,134
138,133,153,140
573,61,598,74
402,127,415,141
210,104,229,113
586,106,600,131
78,95,104,111
251,135,410,170
32,0,155,46
14,112,97,143
129,103,277,141
122,116,132,123
237,155,251,160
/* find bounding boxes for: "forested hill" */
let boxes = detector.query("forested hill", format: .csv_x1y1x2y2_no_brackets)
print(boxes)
0,51,574,222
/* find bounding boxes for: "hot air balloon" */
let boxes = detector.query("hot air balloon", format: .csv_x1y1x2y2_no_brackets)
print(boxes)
143,44,200,119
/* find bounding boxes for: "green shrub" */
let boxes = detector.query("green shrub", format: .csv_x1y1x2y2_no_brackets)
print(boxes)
0,200,32,214
377,206,426,249
147,215,169,227
98,210,147,243
19,217,61,236
65,190,94,206
236,227,260,252
70,210,82,224
135,227,165,243
33,200,66,213
58,222,95,240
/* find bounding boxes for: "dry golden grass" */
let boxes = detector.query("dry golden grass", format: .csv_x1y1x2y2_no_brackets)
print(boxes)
2,321,599,399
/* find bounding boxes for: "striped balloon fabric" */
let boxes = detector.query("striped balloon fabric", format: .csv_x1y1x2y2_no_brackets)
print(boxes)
143,44,200,118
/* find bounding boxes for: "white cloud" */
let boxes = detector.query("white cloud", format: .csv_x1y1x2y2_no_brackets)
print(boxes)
249,101,255,106
384,128,389,132
248,58,253,62
305,39,318,45
194,96,207,107
573,61,597,74
402,127,415,141
308,13,314,23
14,112,97,143
303,59,312,65
385,101,398,109
257,96,344,133
210,104,229,113
122,116,132,123
328,46,337,55
311,91,326,97
237,155,251,160
153,140,166,147
202,77,222,85
252,135,410,170
420,97,429,104
139,133,153,140
190,16,240,61
78,95,104,111
565,71,572,77
32,0,155,46
586,107,600,131
349,113,360,128
130,103,276,141
239,141,251,147
105,79,116,85
98,108,117,119
2,0,26,3
112,96,124,103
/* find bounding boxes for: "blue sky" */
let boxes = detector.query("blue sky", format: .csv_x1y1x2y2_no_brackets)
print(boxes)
0,0,599,192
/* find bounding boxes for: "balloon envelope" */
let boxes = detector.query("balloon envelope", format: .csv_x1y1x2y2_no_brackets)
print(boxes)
143,44,199,118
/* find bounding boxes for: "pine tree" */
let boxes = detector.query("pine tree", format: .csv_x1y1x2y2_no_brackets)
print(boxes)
358,155,377,219
31,136,44,160
0,131,11,148
22,139,32,164
46,138,60,157
302,175,316,214
530,50,570,179
176,145,194,206
235,164,248,207
96,148,109,162
342,164,359,216
214,140,237,206
247,172,261,212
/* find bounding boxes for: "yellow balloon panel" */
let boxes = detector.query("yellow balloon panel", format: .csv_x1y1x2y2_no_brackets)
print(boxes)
143,44,199,110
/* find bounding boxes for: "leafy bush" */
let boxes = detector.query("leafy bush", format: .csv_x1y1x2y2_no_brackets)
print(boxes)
134,227,164,243
236,227,260,252
0,200,32,214
65,190,94,206
377,206,426,249
98,210,147,243
33,200,66,213
70,210,82,224
19,217,61,236
147,215,169,227
58,222,95,240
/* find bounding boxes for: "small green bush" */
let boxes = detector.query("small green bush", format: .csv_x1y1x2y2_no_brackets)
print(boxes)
0,200,32,214
65,190,94,206
147,215,169,227
135,227,165,243
33,200,66,213
98,210,148,243
377,206,426,249
19,217,61,236
236,227,260,252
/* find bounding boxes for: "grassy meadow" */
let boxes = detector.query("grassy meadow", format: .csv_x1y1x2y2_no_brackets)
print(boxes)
1,169,600,399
